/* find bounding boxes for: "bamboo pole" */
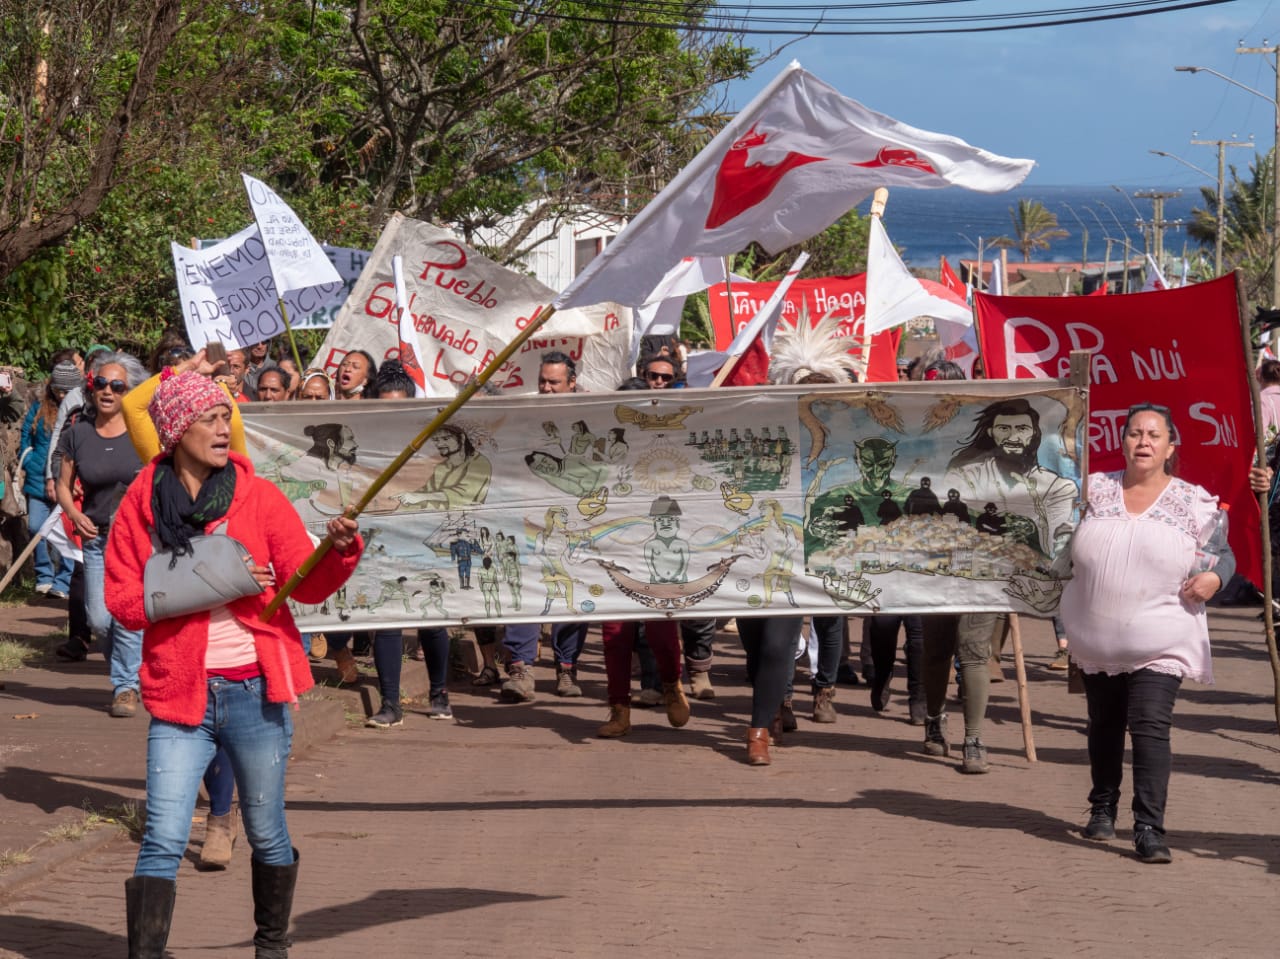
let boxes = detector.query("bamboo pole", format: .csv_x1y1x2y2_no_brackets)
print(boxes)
1007,613,1037,762
274,297,306,380
1236,273,1280,734
862,188,889,377
259,303,560,621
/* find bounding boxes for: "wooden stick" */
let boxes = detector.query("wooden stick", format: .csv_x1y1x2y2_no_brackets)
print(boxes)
0,527,47,595
1236,273,1279,734
275,297,305,379
862,188,890,377
1007,613,1037,762
259,303,560,621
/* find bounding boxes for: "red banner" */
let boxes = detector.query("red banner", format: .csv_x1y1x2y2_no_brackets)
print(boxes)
975,274,1261,585
707,275,900,382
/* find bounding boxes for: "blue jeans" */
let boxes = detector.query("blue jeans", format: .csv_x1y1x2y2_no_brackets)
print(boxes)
82,532,141,694
26,497,73,594
135,677,294,879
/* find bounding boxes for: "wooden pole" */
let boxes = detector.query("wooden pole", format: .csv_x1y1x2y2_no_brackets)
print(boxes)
0,528,48,596
275,297,306,379
1007,613,1037,762
1236,273,1280,734
861,188,890,377
260,303,560,621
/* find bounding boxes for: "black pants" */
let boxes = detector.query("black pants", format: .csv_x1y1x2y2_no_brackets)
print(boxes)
1082,669,1182,834
739,617,802,728
680,618,716,673
868,614,923,705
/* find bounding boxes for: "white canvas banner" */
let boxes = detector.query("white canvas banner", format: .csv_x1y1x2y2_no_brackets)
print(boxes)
316,214,631,394
173,225,346,349
241,380,1084,631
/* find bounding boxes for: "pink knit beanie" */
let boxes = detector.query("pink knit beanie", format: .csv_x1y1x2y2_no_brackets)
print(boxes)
148,370,232,455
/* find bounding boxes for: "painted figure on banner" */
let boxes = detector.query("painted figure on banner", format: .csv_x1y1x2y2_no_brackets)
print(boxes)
397,423,492,510
942,398,1076,557
645,496,691,584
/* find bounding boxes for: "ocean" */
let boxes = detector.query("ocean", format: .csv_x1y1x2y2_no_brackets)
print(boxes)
873,184,1204,270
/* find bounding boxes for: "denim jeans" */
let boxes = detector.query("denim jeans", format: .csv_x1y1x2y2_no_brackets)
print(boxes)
551,621,589,668
26,496,73,594
503,622,541,665
739,616,802,728
1082,668,1182,834
329,630,404,705
82,532,142,694
135,676,294,879
417,627,451,697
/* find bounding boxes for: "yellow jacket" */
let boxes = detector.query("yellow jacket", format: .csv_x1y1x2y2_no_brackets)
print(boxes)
122,371,247,462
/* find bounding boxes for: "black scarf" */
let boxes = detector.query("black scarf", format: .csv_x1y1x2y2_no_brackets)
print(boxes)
151,459,237,566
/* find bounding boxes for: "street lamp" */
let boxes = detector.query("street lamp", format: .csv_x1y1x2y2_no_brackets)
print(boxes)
1176,63,1280,308
1061,202,1089,270
1084,207,1119,293
1150,148,1224,275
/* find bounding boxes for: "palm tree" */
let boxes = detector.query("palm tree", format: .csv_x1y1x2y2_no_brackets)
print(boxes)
1188,149,1274,303
990,199,1069,262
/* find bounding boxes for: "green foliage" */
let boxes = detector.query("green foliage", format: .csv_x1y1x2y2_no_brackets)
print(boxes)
1188,149,1275,307
989,199,1069,262
0,250,67,370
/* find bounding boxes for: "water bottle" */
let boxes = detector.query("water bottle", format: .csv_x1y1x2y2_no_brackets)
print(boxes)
1193,505,1228,575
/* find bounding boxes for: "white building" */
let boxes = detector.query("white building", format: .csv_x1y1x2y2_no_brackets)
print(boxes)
470,208,625,293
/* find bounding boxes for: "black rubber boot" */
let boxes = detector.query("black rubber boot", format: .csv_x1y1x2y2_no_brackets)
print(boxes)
125,875,176,959
252,850,299,959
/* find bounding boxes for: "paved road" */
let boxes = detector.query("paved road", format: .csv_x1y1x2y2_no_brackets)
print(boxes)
2,605,1279,958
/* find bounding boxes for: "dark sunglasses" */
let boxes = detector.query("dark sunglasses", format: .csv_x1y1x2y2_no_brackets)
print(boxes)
164,347,194,363
92,375,128,394
1127,402,1171,417
645,370,675,383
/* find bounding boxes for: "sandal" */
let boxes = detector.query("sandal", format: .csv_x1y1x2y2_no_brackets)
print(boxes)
471,665,501,687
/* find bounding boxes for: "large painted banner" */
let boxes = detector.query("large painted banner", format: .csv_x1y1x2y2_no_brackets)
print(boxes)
315,214,632,395
707,275,903,382
974,274,1261,585
242,380,1084,630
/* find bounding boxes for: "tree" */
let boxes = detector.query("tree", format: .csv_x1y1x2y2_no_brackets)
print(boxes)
1188,149,1274,306
990,199,1068,262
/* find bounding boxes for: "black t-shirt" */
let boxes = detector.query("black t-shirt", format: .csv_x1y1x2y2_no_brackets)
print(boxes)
58,421,142,526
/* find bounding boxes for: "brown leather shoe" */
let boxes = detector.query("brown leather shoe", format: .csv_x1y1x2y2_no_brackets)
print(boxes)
197,808,237,870
333,646,359,685
663,681,690,727
597,704,631,738
746,728,771,766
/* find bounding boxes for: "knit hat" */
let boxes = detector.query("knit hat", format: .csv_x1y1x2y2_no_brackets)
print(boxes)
49,362,83,393
148,370,232,455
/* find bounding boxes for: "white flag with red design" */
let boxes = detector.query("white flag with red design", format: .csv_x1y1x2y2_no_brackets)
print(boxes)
554,62,1033,310
1142,253,1168,292
391,255,431,397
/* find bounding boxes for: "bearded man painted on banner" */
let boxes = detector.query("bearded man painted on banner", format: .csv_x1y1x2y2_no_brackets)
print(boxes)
395,424,492,510
942,398,1076,557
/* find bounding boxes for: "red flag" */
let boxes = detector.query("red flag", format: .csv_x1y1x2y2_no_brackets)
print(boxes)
1086,285,1107,296
975,274,1261,585
939,258,965,298
723,335,773,386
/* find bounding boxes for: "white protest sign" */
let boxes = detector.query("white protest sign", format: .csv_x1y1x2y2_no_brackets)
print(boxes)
172,225,345,349
316,214,631,394
241,173,343,300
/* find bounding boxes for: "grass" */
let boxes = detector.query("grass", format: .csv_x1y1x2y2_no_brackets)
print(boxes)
0,849,34,873
0,576,37,608
0,634,46,671
42,801,145,845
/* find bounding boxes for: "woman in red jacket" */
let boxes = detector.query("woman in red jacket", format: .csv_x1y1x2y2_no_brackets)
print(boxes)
105,370,363,959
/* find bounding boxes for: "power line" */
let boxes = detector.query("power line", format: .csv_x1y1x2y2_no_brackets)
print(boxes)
449,0,1236,36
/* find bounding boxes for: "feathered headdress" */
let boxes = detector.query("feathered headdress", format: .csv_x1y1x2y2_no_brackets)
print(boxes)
768,305,864,385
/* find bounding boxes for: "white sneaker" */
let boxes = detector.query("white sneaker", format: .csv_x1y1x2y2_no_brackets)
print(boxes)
34,583,51,595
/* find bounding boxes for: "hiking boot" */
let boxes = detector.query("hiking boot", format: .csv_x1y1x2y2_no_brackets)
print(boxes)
427,690,453,720
908,699,926,726
555,666,583,698
197,808,238,870
746,728,771,766
110,689,139,718
812,686,837,724
500,663,536,703
1048,647,1070,671
308,633,328,661
1082,804,1117,841
597,704,631,738
365,700,404,728
689,670,716,700
1134,825,1172,864
333,646,359,684
960,735,989,774
663,681,690,728
780,699,798,733
632,687,663,707
923,713,949,756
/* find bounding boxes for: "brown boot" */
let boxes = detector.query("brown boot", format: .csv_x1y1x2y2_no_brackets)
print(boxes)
597,704,631,738
812,686,837,724
663,681,690,728
197,807,237,870
333,646,359,684
746,728,771,765
689,670,716,700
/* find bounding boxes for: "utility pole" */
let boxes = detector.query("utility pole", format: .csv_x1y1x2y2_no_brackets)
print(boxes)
1237,41,1280,310
1189,137,1252,275
1135,190,1181,265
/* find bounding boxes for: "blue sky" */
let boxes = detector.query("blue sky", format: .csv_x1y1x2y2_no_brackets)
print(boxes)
726,0,1278,187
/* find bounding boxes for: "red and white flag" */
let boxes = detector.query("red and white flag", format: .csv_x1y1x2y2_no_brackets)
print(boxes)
865,217,972,335
1141,253,1168,292
553,62,1034,310
631,256,727,363
391,255,431,397
939,257,966,300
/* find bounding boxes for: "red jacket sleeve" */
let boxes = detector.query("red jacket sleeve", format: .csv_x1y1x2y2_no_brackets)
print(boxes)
253,478,363,605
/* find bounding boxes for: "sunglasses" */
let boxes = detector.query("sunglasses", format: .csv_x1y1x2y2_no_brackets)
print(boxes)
92,376,128,394
645,370,675,383
164,347,194,363
1127,402,1171,416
